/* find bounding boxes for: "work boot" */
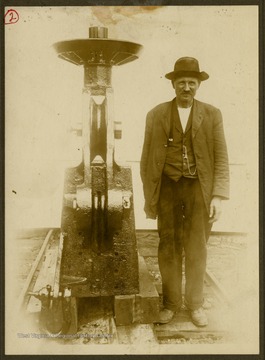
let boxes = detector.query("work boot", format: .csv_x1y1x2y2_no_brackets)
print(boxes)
190,307,208,327
155,308,175,324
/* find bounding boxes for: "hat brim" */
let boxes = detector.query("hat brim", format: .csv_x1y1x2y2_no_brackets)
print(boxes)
165,70,209,81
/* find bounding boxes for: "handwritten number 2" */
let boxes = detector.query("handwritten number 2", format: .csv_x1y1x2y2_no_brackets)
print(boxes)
5,10,19,24
9,12,14,22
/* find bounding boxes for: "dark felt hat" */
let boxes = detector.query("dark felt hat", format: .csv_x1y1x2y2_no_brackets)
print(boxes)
165,57,209,81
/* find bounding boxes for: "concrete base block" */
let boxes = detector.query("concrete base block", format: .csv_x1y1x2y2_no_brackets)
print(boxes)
135,255,159,323
114,295,135,326
114,254,159,325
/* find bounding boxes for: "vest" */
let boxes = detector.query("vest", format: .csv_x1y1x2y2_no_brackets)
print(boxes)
163,101,198,182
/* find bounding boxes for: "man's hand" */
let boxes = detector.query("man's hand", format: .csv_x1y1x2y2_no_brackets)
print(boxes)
209,196,222,224
146,212,157,220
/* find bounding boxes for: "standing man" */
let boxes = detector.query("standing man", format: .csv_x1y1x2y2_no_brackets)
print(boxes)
140,57,229,326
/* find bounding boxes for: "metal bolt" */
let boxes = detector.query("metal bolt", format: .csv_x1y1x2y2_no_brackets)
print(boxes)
123,196,131,209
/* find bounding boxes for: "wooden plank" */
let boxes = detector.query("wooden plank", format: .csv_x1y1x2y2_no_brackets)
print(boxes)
138,255,159,299
156,330,227,341
27,231,61,313
136,232,159,257
135,256,160,324
16,229,54,312
53,232,64,297
116,324,158,344
205,268,230,304
154,307,228,340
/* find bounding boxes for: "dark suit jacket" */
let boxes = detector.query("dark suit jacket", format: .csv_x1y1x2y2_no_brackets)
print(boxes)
140,98,229,219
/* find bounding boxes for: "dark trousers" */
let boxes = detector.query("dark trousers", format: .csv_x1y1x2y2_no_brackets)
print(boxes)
157,175,212,311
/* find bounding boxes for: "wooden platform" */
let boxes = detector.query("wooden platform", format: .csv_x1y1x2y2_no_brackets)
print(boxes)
154,306,228,341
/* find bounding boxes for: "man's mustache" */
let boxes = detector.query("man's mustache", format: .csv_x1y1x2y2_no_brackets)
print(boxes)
181,91,192,95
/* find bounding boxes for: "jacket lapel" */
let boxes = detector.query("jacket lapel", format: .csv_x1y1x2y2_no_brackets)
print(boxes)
192,100,204,138
160,99,204,137
160,100,174,137
174,107,183,134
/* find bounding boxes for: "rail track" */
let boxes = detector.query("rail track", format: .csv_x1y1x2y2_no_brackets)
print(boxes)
16,229,62,313
15,228,236,344
16,229,55,312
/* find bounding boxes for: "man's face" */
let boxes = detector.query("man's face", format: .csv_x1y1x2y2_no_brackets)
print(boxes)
173,76,200,107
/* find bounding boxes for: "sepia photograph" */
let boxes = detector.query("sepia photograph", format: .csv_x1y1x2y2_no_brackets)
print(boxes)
4,4,260,356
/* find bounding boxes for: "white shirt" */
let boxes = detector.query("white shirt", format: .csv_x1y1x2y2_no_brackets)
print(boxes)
178,106,192,132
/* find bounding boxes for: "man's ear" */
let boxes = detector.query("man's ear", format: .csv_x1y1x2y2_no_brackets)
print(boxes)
171,80,175,89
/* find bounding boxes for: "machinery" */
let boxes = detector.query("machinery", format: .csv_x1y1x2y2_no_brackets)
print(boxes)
28,26,159,335
56,26,141,299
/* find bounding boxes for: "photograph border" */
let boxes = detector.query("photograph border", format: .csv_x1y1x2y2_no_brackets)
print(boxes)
1,0,264,358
